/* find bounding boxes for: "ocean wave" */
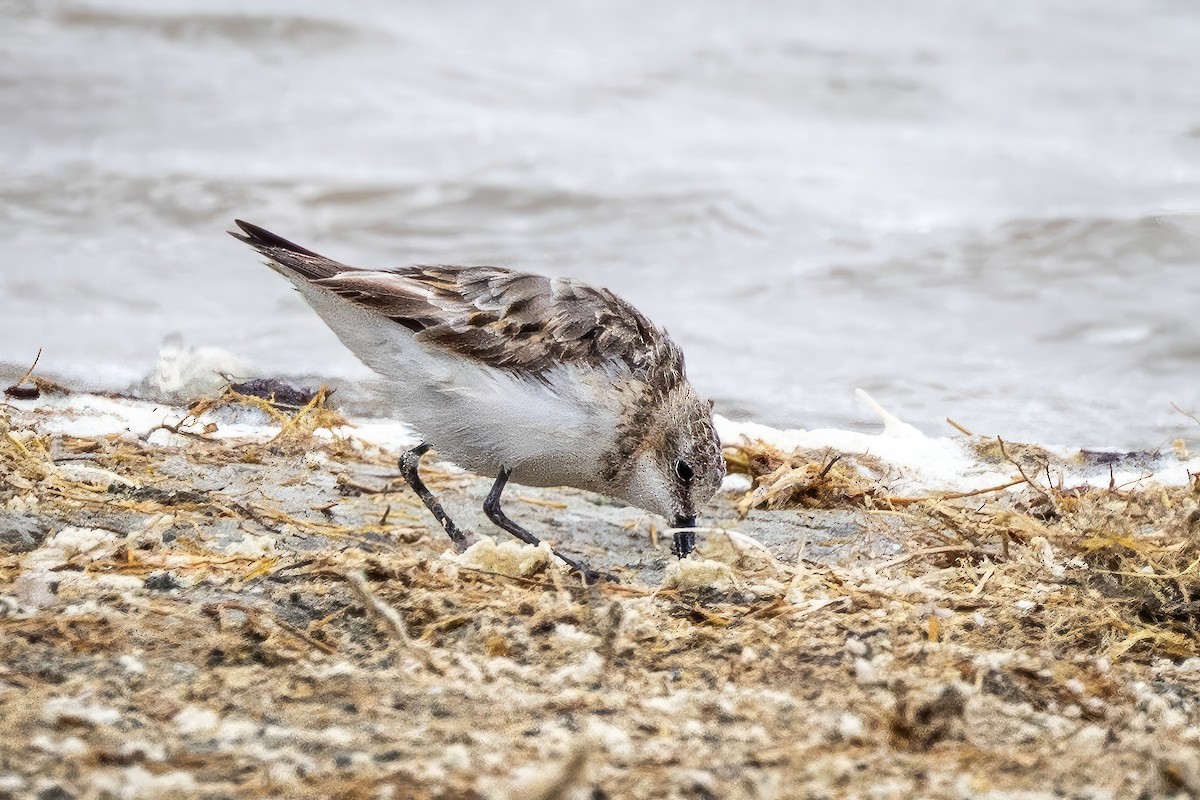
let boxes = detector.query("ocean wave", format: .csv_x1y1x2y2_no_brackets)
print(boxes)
54,6,379,48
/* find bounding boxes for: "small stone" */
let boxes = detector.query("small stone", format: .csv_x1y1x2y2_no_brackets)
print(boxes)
173,705,220,735
0,510,49,553
144,572,180,592
844,637,868,657
854,658,880,686
118,655,146,676
837,713,866,742
0,775,25,793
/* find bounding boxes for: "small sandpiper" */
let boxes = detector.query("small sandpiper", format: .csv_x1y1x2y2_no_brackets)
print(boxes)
231,220,724,581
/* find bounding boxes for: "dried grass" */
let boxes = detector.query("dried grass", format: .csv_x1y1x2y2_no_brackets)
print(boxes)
3,394,1200,798
725,438,1200,661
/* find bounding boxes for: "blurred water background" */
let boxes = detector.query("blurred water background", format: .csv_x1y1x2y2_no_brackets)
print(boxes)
2,0,1199,449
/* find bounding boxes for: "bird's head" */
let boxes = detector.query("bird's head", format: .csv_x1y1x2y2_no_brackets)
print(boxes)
617,383,725,529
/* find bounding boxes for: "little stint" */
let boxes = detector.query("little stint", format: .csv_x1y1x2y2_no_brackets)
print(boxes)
231,220,724,581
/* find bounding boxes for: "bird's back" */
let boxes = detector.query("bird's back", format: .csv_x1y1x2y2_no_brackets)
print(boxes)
231,220,686,391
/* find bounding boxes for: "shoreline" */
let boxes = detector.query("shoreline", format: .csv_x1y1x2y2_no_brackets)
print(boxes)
4,353,1197,456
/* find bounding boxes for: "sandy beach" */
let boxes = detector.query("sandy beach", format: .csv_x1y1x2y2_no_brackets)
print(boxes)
2,385,1198,799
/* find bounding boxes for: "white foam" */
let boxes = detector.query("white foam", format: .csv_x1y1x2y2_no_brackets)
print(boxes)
8,390,1198,499
138,335,251,402
716,390,1200,494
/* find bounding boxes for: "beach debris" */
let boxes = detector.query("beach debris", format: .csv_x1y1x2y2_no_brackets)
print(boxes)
2,385,38,400
662,557,737,591
2,349,67,400
51,462,137,490
447,537,552,578
3,349,41,399
498,742,590,800
229,378,326,410
695,527,778,572
885,684,969,749
347,570,416,645
3,393,1200,797
146,383,348,450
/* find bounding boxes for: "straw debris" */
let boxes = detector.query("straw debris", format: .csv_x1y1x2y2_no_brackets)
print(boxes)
2,396,1199,798
724,437,1200,663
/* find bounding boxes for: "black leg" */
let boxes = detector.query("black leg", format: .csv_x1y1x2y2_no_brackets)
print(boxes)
671,530,696,560
484,468,617,584
399,443,472,552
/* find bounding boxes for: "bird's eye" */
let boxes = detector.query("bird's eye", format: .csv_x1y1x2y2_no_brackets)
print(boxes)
675,461,694,482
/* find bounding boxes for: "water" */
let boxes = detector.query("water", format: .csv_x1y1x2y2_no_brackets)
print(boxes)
3,0,1199,449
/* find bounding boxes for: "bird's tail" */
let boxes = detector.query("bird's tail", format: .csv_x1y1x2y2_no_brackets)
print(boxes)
229,220,352,281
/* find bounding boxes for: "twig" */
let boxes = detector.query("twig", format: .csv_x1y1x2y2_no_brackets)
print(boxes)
1171,402,1200,428
347,572,449,673
515,496,569,509
1095,555,1200,581
877,545,978,570
143,422,220,444
906,477,1030,506
348,570,418,647
774,596,846,619
1114,472,1157,491
4,432,34,460
265,558,318,581
815,452,843,480
306,606,350,634
997,437,1055,506
969,565,996,598
267,614,337,655
946,417,974,436
856,478,1029,509
940,477,1029,500
15,348,42,386
216,601,336,654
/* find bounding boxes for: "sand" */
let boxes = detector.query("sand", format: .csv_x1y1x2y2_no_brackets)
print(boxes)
2,389,1199,800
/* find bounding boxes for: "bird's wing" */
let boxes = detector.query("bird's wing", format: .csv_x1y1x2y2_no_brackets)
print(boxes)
314,265,685,383
231,219,684,383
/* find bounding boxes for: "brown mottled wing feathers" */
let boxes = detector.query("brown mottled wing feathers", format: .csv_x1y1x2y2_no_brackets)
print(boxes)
230,221,683,383
314,265,683,382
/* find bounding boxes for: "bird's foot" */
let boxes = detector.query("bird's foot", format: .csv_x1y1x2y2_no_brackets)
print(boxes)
452,529,480,554
574,565,620,585
553,551,619,585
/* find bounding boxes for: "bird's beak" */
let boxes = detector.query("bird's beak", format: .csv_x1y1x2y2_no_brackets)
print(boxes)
669,515,698,559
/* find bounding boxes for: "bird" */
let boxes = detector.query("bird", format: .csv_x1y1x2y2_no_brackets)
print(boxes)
230,220,725,582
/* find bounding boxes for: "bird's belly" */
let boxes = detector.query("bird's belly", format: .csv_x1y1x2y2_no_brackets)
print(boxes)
396,361,619,492
286,285,623,491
